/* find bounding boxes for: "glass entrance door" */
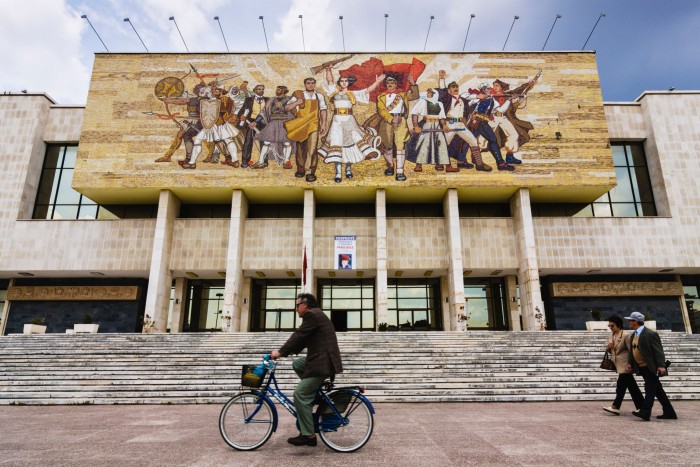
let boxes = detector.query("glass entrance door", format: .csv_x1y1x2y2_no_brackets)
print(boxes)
183,280,225,331
318,279,375,331
463,278,507,330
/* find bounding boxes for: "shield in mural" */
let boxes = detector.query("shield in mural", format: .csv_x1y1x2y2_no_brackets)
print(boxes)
199,98,221,130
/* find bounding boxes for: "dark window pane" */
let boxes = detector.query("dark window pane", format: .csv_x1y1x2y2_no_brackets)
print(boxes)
35,168,58,205
33,204,51,219
52,205,79,219
43,145,63,168
611,145,628,166
459,204,480,217
611,203,637,217
479,204,510,217
122,205,157,218
640,203,657,216
628,143,647,166
633,169,654,202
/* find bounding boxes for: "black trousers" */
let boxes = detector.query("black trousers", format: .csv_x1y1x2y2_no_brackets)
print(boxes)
639,366,676,416
613,373,644,409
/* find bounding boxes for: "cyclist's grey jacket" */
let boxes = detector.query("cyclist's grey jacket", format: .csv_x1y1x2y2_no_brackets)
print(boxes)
279,307,343,378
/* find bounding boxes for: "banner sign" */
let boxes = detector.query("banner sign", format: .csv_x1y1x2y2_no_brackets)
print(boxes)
334,236,356,270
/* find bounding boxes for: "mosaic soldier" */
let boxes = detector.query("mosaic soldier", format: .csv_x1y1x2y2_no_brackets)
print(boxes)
405,88,455,172
236,84,269,168
486,74,539,165
252,86,296,169
465,83,515,171
376,75,420,181
436,70,486,171
285,77,329,183
157,83,206,166
207,82,241,167
319,66,384,183
183,85,221,169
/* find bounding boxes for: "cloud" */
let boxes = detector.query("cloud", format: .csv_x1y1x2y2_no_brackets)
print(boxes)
273,0,337,52
0,0,88,104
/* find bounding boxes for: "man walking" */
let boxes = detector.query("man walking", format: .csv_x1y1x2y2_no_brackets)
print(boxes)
285,78,328,182
271,293,343,446
625,311,677,421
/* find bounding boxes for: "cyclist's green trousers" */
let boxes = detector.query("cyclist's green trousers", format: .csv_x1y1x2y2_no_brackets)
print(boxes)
292,357,328,436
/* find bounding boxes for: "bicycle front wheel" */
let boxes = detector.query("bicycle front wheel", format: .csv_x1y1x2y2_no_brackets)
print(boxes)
317,390,374,452
219,391,275,450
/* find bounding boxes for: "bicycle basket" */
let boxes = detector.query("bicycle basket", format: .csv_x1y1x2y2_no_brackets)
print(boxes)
241,365,267,388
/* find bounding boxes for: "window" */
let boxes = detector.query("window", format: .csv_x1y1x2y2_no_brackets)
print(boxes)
459,203,511,217
386,279,441,330
33,145,158,219
386,203,443,217
319,280,375,331
532,143,656,217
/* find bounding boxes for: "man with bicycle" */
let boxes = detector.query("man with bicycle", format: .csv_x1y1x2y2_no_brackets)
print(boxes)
271,293,343,446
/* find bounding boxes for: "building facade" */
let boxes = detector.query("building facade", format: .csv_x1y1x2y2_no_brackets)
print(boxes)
1,52,699,335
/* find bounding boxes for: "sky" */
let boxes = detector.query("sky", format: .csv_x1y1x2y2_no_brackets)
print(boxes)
1,0,698,105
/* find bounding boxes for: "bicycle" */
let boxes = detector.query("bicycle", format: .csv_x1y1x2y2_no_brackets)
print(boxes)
219,355,375,452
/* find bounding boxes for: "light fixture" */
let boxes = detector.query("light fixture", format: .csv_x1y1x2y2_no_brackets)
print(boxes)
424,270,433,277
90,272,105,276
185,271,199,278
555,131,562,140
286,271,296,277
169,16,189,52
217,271,226,278
490,270,502,276
124,18,149,52
18,272,34,277
586,269,601,274
213,16,229,52
81,14,109,52
328,271,336,277
356,271,364,277
395,270,403,277
668,86,675,92
659,268,674,273
255,271,266,278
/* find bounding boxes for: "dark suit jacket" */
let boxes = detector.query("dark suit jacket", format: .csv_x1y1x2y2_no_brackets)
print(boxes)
278,307,343,378
236,96,269,130
628,327,667,374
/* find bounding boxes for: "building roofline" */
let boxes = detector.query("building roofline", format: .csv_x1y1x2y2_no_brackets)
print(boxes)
1,92,57,104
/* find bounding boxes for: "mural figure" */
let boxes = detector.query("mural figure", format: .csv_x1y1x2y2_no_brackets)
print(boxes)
252,86,296,169
182,85,222,169
208,82,241,167
465,83,516,171
405,88,452,172
236,84,269,168
157,83,207,168
284,77,328,183
375,75,419,181
318,66,384,183
483,72,540,165
436,70,485,171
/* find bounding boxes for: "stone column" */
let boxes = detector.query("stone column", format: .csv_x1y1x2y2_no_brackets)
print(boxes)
302,189,316,296
225,190,248,332
145,190,180,332
443,189,466,331
375,189,388,328
676,274,692,334
169,277,188,333
510,188,545,331
0,279,13,336
505,274,521,331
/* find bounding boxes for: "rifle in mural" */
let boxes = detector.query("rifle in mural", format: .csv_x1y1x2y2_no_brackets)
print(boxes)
309,54,354,75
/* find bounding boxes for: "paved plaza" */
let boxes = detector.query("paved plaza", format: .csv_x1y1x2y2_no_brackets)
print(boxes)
1,401,699,466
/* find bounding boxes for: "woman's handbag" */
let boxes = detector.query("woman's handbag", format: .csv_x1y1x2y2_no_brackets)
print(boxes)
600,350,616,371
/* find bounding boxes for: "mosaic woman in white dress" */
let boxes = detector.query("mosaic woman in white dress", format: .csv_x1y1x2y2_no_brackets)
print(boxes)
319,66,384,183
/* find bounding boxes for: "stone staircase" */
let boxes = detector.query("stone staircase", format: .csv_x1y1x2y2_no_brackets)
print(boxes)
1,331,699,405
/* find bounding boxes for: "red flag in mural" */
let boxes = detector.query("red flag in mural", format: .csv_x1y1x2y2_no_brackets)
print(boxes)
340,57,426,102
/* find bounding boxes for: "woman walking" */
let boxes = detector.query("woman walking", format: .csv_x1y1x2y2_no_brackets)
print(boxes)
603,315,644,415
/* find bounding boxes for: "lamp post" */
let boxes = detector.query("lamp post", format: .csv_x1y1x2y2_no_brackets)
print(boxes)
462,14,475,51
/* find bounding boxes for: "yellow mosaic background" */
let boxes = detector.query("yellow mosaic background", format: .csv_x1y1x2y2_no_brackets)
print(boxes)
74,53,614,204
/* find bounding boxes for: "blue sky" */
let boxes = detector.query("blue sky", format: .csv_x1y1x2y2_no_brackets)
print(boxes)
1,0,698,104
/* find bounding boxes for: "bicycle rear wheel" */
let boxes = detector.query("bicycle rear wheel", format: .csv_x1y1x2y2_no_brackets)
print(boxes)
317,390,374,452
219,391,275,450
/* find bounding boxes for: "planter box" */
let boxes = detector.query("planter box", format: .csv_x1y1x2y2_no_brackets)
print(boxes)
74,323,99,333
23,324,47,334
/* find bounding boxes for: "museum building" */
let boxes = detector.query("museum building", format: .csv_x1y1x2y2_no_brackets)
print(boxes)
1,52,699,336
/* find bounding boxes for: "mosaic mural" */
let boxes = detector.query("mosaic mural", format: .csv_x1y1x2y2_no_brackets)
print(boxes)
75,53,615,202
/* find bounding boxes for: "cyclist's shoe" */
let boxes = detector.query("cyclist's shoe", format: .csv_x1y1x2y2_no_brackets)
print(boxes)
287,434,317,447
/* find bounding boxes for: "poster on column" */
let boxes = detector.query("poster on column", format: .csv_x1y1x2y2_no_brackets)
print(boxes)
335,236,356,270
